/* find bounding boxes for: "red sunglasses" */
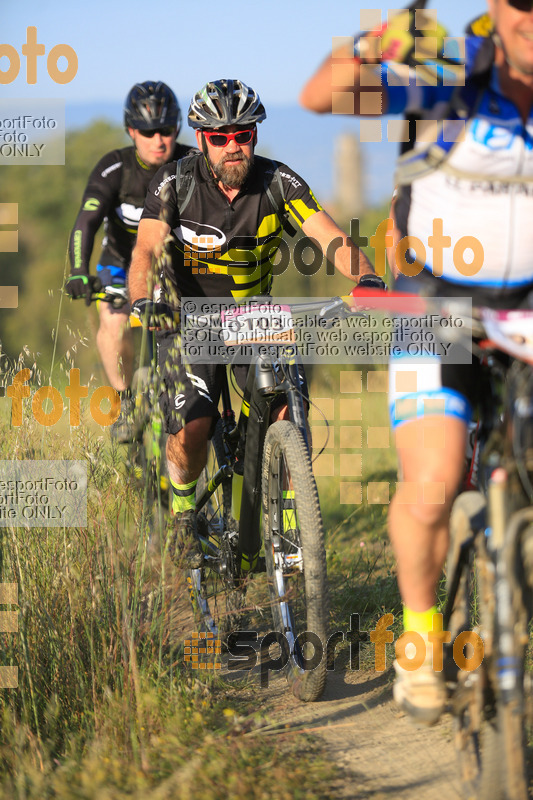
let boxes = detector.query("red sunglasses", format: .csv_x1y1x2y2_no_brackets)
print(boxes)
203,129,255,147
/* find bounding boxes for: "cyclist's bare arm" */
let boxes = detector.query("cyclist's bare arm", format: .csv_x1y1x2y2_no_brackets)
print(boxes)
301,210,375,281
299,40,388,115
129,217,170,303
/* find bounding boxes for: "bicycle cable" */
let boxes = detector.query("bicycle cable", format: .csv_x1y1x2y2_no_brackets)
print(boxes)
275,360,332,462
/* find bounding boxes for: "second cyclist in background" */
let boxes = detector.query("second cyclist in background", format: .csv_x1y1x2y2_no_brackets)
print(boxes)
66,81,193,441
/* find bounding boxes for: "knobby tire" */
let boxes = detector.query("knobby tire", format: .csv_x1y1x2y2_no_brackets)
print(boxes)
446,492,504,800
262,420,328,702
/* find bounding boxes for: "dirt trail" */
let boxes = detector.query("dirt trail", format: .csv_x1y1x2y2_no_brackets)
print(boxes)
169,568,462,798
232,661,462,800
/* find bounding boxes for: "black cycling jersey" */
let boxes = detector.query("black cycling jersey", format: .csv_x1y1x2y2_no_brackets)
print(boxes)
141,152,323,305
69,142,192,276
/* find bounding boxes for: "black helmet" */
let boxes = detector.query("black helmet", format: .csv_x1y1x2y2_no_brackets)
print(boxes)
188,79,266,130
124,81,181,133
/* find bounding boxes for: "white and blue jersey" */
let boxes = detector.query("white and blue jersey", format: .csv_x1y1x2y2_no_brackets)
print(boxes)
384,40,533,290
381,38,533,428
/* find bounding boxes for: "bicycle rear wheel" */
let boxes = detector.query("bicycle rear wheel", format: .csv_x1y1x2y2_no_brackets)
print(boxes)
262,420,328,702
188,420,246,638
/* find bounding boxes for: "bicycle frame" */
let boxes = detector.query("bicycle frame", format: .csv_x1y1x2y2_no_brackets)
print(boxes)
442,345,533,799
194,344,308,575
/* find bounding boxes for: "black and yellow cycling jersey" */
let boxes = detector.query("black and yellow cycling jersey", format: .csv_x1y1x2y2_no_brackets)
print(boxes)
69,143,192,277
141,152,323,304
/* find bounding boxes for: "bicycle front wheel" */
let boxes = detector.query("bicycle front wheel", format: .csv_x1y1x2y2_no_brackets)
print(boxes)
446,492,504,800
262,420,328,702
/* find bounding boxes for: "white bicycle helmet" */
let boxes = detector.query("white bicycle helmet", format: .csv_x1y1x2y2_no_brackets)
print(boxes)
188,79,266,129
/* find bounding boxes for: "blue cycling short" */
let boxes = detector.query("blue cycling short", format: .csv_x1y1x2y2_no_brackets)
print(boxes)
96,264,129,315
389,271,533,430
96,264,126,287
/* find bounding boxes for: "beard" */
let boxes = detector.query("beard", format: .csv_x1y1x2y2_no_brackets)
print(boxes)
210,151,253,189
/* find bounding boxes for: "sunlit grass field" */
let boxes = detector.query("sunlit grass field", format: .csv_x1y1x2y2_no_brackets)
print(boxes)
0,357,399,799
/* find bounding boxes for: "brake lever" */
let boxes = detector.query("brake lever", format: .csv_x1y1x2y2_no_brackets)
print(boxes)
319,297,369,328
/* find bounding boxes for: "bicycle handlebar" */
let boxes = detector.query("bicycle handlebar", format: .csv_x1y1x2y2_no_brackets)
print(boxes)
347,288,533,361
86,286,129,309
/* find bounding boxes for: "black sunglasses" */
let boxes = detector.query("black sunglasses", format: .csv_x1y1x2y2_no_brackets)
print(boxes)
508,0,533,10
138,126,175,138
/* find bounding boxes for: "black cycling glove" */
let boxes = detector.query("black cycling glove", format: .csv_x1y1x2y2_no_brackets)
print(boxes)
131,298,175,328
65,274,102,306
358,274,388,291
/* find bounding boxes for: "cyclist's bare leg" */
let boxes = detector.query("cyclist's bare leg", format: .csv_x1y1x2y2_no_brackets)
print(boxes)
389,415,467,612
166,407,305,487
389,414,467,723
165,417,213,565
272,404,289,421
97,303,134,391
166,416,213,484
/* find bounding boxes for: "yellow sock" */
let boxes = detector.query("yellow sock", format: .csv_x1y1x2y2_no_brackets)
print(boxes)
170,478,197,514
403,605,441,636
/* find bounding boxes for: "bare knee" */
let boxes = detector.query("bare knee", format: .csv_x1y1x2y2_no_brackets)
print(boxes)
394,417,467,528
168,417,212,457
98,306,129,338
271,402,312,448
394,473,456,529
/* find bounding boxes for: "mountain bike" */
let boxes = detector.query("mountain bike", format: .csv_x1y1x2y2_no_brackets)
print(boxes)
183,296,354,702
441,306,533,800
81,286,170,516
348,288,533,799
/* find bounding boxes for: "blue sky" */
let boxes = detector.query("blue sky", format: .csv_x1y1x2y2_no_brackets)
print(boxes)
2,1,487,204
3,1,485,105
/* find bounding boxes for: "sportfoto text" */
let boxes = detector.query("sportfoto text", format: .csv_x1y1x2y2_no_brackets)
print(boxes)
0,27,78,85
226,613,484,686
6,369,120,427
185,217,484,280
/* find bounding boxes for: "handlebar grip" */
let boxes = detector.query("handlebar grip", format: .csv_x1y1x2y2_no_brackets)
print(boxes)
346,287,428,314
129,311,180,330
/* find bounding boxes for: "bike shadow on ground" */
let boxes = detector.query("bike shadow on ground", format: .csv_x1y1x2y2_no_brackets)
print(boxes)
220,632,394,714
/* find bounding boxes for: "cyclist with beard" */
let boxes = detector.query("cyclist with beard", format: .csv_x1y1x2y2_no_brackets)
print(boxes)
66,81,192,442
301,1,533,725
128,78,380,565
